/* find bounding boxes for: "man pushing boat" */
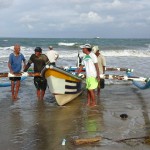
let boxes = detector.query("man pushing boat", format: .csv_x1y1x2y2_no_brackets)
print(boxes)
24,47,50,100
77,44,100,106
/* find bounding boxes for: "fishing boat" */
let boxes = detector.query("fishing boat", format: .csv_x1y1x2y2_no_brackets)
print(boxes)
41,65,83,106
1,66,149,106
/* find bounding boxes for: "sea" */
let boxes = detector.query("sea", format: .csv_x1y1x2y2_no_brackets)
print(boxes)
0,38,150,150
1,38,150,75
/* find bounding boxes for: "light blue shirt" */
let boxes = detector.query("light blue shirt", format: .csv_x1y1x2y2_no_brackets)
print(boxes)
9,53,25,73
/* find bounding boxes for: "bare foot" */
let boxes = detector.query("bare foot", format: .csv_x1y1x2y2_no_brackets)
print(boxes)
97,92,100,96
86,102,91,106
12,96,15,100
91,102,97,107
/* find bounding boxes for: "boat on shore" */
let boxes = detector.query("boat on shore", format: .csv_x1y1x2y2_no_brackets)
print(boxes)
1,65,149,105
41,65,83,106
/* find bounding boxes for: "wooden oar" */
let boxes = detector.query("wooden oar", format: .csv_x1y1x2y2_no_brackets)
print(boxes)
100,74,147,82
78,73,148,82
0,72,41,78
105,67,133,72
64,66,133,72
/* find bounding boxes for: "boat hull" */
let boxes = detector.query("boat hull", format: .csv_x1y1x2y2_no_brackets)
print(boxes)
55,92,82,106
43,66,83,105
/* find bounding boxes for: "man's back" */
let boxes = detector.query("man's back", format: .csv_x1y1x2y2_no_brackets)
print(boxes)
97,54,106,74
47,50,58,63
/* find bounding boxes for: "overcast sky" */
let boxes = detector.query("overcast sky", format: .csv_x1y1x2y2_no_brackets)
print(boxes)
0,0,150,38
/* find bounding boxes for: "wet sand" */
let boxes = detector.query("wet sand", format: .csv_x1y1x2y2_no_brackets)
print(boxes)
0,79,150,150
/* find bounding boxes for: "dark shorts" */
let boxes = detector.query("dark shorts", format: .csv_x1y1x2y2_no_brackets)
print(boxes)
9,77,21,81
34,77,47,90
99,79,105,89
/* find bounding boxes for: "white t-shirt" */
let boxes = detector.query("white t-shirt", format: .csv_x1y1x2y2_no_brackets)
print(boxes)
46,50,59,63
81,52,98,78
97,54,106,74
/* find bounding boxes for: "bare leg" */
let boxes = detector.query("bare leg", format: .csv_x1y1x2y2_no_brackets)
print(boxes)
87,90,91,106
97,87,100,96
37,90,41,100
11,81,15,100
89,89,96,106
97,81,100,95
14,81,20,99
40,90,45,100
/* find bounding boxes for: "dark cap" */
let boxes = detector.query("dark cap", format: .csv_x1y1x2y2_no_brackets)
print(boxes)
35,47,42,52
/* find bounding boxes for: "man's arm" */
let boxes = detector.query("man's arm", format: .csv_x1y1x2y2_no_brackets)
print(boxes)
102,56,106,74
8,62,13,73
77,65,84,75
103,66,106,74
23,58,26,70
55,52,59,60
23,62,31,72
8,54,13,73
45,55,50,65
94,63,100,80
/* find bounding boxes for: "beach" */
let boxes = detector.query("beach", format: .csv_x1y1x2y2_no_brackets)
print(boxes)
0,78,150,149
0,38,150,149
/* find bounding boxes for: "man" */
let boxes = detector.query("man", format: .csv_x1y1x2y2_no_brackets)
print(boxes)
8,44,26,100
24,47,50,100
92,46,106,95
77,44,100,106
46,46,59,66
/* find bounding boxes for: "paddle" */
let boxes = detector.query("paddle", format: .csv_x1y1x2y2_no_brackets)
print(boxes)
105,67,133,72
100,74,148,82
78,73,148,82
0,72,41,78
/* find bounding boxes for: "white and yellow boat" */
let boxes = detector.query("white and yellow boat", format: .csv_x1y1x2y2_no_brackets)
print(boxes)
41,65,83,106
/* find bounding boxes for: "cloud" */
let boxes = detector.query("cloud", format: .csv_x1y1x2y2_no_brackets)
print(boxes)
19,15,39,23
0,0,150,38
27,24,34,29
0,0,14,8
78,11,114,24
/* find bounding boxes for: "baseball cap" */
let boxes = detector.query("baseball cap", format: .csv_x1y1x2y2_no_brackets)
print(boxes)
49,46,53,49
92,46,99,53
34,47,42,52
80,43,92,49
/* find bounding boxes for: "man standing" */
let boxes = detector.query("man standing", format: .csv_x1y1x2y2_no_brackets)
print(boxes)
77,44,100,106
24,47,50,100
92,46,106,95
46,46,59,66
8,44,26,100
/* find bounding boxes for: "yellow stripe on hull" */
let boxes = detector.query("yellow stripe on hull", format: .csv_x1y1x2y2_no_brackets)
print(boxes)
45,68,80,82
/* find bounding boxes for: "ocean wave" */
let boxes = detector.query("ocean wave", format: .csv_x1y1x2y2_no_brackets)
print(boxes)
102,49,150,57
0,45,150,58
58,42,77,47
59,49,150,59
145,43,150,49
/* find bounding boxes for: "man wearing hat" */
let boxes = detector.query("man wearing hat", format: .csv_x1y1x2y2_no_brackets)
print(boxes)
24,47,50,100
46,46,59,66
92,46,106,95
77,44,100,106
